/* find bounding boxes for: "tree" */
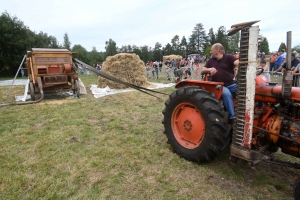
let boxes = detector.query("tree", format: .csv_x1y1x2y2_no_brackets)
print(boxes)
140,45,150,61
163,43,172,56
171,35,180,54
179,36,187,57
204,45,211,57
190,23,207,54
292,44,300,53
152,42,162,61
72,44,89,63
259,37,270,54
228,32,240,54
105,39,117,58
131,45,142,59
0,11,34,76
187,35,197,54
215,26,229,53
48,35,60,48
278,42,287,52
207,28,216,46
89,46,103,65
63,32,71,50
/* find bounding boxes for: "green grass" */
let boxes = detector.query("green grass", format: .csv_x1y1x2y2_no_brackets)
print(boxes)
0,68,298,200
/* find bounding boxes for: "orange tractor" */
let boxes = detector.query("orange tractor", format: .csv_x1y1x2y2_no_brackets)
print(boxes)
162,21,300,198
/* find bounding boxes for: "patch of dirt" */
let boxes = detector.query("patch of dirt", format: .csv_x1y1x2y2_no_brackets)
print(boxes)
205,174,249,197
69,136,80,143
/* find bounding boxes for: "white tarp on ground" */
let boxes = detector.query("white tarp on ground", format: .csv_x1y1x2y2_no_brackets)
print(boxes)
0,79,29,86
90,82,175,98
13,78,87,102
15,78,30,102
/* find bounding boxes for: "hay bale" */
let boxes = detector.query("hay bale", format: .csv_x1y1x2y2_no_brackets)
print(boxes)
98,53,150,89
163,55,182,66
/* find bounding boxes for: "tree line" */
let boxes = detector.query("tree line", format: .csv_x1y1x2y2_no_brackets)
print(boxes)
1,10,296,77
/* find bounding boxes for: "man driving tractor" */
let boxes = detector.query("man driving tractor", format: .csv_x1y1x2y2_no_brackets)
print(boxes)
201,43,239,123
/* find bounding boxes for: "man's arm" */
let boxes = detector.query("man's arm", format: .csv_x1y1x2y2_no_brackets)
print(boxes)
233,59,239,71
293,64,300,75
201,67,217,75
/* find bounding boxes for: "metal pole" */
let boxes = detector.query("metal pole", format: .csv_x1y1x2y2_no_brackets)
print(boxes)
282,31,293,97
286,31,292,70
6,55,26,97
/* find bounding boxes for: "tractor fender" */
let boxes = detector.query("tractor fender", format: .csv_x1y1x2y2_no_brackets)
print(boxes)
175,80,224,100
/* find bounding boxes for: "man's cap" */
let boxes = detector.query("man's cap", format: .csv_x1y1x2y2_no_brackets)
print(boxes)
292,53,296,57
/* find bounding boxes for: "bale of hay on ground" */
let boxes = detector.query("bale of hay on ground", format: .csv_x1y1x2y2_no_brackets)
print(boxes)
98,53,150,89
163,55,182,66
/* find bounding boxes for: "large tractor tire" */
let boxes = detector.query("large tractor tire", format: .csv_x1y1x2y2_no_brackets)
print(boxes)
162,86,231,163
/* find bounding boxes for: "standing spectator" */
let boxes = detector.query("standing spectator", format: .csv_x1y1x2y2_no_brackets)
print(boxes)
165,60,172,80
79,64,84,74
281,49,287,62
159,61,163,72
180,59,185,67
293,51,298,58
258,60,270,81
235,52,239,59
191,57,195,67
274,52,283,74
261,52,266,61
172,59,176,68
274,53,300,86
152,61,159,78
21,69,25,77
97,64,101,71
146,62,150,77
293,62,300,86
194,61,200,77
257,50,261,60
269,52,278,73
86,66,90,76
150,61,153,68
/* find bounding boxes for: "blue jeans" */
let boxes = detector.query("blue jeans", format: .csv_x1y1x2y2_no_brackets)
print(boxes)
152,68,158,78
269,62,275,72
274,64,280,71
222,83,236,120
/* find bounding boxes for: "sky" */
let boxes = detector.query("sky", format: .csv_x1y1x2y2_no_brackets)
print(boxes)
2,0,300,53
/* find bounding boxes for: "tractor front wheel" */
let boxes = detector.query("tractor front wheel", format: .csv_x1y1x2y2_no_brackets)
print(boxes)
162,86,231,163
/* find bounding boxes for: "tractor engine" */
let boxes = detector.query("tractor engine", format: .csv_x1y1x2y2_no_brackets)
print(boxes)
252,76,300,158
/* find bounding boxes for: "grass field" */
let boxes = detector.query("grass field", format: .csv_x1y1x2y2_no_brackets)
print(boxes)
0,67,299,200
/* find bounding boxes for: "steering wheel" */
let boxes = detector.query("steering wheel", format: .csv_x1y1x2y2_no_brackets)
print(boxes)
256,67,264,75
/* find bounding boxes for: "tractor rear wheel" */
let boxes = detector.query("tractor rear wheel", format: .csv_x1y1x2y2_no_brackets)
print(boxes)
29,82,35,101
162,86,231,163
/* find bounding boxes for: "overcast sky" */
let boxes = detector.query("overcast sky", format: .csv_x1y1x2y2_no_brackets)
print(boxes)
2,0,300,53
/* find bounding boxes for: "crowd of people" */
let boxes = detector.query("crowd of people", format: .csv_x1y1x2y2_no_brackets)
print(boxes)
76,63,102,75
256,49,300,86
145,55,207,81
